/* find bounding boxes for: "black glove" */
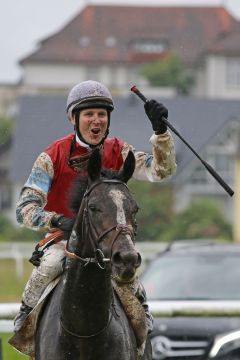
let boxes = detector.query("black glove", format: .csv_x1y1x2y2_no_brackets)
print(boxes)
51,214,75,231
144,99,168,134
29,246,44,267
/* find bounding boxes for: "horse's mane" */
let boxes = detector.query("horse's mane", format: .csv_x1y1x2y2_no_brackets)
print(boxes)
69,169,122,215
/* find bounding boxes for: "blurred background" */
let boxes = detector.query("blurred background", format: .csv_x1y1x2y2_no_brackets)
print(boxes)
1,0,240,358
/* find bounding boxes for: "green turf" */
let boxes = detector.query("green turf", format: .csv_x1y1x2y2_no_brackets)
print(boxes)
0,260,32,358
0,260,32,302
0,260,31,358
0,333,28,359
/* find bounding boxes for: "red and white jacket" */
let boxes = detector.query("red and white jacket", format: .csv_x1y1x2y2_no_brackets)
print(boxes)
16,132,176,231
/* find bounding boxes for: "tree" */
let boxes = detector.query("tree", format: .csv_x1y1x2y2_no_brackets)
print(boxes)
165,199,232,241
140,53,194,95
129,181,232,242
129,181,174,241
0,114,13,146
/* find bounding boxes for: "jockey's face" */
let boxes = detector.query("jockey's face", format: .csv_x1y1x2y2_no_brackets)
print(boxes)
72,108,108,145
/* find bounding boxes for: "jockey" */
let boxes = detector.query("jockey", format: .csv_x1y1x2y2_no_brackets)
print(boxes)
14,80,177,332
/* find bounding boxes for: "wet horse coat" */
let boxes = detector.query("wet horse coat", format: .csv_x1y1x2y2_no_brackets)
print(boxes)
34,150,152,360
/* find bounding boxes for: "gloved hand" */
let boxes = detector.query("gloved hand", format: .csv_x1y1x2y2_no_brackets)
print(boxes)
51,214,75,231
144,99,168,134
29,246,44,267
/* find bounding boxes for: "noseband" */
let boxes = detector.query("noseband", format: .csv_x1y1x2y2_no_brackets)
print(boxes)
65,180,135,269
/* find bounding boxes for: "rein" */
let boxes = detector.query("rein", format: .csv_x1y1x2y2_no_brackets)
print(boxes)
60,311,114,339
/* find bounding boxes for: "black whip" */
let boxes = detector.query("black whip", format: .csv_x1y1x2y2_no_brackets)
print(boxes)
131,85,234,197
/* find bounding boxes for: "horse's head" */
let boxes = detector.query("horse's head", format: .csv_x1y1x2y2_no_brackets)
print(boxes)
68,149,142,283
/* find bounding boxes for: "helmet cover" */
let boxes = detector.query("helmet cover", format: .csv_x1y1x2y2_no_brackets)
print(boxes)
67,80,114,120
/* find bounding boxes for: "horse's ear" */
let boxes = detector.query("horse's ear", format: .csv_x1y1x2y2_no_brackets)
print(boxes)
88,148,102,182
119,150,135,183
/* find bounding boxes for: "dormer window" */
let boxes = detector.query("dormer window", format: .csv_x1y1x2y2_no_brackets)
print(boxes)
131,39,167,53
105,36,116,47
226,58,240,88
79,36,90,47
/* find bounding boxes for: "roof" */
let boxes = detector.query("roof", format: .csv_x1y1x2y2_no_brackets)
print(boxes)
208,25,240,55
10,94,240,184
19,5,239,66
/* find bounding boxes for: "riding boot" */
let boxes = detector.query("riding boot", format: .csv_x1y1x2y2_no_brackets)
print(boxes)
14,302,33,333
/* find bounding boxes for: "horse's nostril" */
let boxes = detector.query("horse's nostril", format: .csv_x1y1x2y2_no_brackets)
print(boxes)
136,253,142,268
112,251,141,268
112,251,122,265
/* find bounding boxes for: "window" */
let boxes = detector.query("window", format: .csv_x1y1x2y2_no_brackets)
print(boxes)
130,39,167,54
79,36,90,47
188,164,207,184
226,58,240,88
105,37,116,47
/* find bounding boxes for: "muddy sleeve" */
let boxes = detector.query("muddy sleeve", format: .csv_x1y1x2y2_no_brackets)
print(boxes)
121,131,176,182
16,152,57,231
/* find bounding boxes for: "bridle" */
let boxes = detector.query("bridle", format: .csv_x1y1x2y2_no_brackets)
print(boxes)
65,179,136,269
62,179,136,338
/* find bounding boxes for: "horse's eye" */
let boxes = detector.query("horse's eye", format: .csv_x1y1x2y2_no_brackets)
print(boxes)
89,204,97,211
89,204,101,212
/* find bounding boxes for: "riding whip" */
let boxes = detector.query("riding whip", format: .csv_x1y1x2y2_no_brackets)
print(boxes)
130,85,234,197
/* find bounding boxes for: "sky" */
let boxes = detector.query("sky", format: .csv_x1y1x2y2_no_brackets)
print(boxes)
1,0,240,84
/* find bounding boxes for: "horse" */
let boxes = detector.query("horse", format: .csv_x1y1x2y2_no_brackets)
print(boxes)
34,149,152,360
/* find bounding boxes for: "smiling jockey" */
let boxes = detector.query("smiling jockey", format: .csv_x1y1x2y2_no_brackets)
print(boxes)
14,80,177,333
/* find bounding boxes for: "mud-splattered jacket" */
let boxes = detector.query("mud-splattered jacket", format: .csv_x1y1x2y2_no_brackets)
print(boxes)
16,131,176,231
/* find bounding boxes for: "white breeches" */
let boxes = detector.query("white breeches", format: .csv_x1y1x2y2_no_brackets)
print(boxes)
23,240,66,308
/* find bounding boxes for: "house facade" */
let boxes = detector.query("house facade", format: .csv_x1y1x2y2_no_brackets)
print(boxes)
19,5,240,99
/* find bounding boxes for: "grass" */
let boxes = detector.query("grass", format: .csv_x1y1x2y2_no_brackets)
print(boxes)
0,260,32,302
0,260,33,358
0,333,28,359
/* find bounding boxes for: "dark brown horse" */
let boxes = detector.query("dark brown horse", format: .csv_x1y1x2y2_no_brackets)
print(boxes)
34,149,152,360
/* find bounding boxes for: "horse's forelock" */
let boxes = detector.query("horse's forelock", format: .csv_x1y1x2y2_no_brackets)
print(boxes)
69,169,121,214
100,168,122,180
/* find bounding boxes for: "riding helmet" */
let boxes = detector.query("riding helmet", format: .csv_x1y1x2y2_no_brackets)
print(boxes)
66,80,114,120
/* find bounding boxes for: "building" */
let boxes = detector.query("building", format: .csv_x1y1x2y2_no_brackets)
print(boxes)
18,5,240,99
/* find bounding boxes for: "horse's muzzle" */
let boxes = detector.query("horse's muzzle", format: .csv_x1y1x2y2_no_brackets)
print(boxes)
111,250,142,281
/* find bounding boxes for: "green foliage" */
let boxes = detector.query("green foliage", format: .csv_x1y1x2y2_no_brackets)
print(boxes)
0,214,43,242
129,181,174,241
0,114,13,146
129,181,232,242
140,53,194,95
164,199,232,241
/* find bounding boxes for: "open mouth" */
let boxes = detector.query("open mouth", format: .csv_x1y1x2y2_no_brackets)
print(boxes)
91,128,101,135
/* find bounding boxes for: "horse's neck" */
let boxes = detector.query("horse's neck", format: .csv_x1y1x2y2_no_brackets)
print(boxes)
60,259,112,336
